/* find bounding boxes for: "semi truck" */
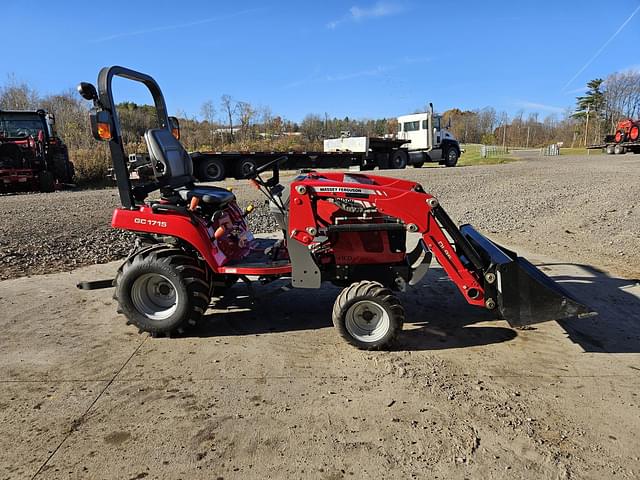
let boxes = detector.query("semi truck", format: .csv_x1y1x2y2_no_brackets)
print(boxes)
0,109,74,192
325,104,461,170
120,104,462,182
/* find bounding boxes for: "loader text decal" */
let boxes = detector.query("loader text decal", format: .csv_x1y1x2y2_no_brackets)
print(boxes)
437,240,452,260
134,218,168,228
314,186,381,195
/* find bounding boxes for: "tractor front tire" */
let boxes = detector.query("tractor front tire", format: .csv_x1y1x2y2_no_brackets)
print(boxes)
114,247,211,336
332,281,404,350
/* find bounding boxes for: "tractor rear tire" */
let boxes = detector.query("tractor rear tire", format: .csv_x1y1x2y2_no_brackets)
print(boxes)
332,280,404,350
390,150,408,169
38,171,55,192
198,158,226,182
114,246,211,336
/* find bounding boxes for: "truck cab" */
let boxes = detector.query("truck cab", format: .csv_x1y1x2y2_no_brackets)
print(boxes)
396,106,461,166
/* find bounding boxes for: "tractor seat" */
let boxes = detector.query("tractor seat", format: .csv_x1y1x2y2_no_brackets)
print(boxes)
175,186,235,208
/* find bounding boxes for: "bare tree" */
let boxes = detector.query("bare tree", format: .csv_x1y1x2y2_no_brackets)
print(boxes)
0,74,39,110
604,70,640,131
236,101,255,141
200,100,216,147
220,94,236,142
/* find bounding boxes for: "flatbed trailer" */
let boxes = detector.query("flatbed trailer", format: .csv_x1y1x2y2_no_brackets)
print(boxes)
587,140,640,154
184,137,411,182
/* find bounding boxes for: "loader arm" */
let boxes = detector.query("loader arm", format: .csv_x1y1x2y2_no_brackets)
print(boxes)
288,173,487,307
288,171,593,326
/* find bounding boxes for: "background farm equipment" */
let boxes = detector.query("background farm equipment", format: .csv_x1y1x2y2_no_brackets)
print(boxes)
0,109,74,192
589,117,640,155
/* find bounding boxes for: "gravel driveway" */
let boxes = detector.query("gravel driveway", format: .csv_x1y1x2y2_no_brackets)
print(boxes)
1,153,638,280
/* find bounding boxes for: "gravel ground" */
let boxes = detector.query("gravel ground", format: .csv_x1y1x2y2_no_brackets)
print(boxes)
1,153,639,280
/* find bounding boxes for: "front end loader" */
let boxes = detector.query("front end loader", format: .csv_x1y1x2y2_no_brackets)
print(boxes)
76,66,593,350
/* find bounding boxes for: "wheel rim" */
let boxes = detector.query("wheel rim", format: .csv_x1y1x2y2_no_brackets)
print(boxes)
131,273,178,321
345,300,390,343
448,150,457,162
240,161,255,176
206,162,221,179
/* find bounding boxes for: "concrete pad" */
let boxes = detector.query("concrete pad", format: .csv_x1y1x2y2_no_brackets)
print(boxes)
0,257,639,479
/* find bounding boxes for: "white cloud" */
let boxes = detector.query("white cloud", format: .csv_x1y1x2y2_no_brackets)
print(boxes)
284,65,390,89
515,100,565,113
327,2,404,29
92,8,265,42
565,86,587,95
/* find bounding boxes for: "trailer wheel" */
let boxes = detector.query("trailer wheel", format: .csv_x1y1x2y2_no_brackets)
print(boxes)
606,144,615,155
614,144,625,155
38,171,55,192
332,281,404,350
114,246,211,336
444,148,459,167
412,162,424,168
236,157,257,179
390,150,408,169
198,158,226,182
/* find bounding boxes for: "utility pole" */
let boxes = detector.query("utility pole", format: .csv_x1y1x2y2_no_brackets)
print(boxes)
583,104,590,147
502,120,507,151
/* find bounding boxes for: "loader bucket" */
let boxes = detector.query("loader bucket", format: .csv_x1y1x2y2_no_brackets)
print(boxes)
459,225,594,327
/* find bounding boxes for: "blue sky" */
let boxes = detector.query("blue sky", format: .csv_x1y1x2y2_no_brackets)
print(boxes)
2,0,639,121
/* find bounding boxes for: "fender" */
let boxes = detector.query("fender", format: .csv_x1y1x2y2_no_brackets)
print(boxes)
111,206,227,269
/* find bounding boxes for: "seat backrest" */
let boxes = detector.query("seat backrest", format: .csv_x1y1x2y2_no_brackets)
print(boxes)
144,128,194,187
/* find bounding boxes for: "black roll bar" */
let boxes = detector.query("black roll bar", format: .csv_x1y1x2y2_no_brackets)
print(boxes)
96,66,171,209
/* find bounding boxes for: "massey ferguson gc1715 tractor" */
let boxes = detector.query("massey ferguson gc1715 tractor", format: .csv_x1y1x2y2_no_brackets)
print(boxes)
77,66,592,350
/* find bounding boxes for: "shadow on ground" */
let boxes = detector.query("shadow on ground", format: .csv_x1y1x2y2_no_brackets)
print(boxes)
537,263,640,353
190,268,517,351
188,263,640,353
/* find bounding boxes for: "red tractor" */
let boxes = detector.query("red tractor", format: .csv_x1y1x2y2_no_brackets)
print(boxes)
0,109,74,192
613,118,640,143
76,66,592,349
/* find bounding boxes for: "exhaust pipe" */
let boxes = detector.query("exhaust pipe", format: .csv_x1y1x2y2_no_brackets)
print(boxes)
459,225,595,327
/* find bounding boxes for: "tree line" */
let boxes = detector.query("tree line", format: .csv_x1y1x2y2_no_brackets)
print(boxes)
0,68,638,182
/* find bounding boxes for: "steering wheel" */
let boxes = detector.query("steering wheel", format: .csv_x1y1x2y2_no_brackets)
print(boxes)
248,155,288,179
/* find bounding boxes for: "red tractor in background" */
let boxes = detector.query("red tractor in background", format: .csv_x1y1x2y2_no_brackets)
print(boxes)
76,66,592,350
0,109,74,192
613,118,640,144
591,117,640,155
